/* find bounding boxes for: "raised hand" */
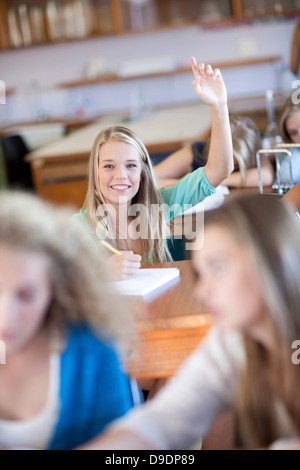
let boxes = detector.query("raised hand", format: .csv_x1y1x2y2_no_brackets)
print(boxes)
190,56,227,108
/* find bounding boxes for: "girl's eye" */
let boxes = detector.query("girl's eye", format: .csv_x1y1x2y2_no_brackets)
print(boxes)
127,164,137,168
17,290,36,302
104,165,113,169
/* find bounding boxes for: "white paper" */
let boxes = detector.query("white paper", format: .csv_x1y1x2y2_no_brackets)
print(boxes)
112,267,180,296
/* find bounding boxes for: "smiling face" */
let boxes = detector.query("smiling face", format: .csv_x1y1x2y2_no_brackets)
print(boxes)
193,224,267,341
98,140,142,210
0,245,52,355
286,108,300,143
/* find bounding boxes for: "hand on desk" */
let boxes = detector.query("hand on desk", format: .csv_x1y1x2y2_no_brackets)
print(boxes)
107,251,141,280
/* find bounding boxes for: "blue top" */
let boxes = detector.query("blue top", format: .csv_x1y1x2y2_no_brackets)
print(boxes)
159,166,215,220
47,323,135,450
191,141,207,172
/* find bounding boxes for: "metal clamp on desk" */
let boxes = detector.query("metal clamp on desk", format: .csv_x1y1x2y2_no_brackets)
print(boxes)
256,148,292,195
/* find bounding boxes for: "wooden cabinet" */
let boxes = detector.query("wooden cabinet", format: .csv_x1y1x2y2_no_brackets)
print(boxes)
240,0,300,18
0,0,299,50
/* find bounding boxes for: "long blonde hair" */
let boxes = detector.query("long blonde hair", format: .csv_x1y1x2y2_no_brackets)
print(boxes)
0,191,134,354
84,125,172,263
204,194,300,447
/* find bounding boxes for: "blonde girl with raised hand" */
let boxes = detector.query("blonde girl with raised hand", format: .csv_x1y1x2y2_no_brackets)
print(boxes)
0,191,137,450
73,57,233,280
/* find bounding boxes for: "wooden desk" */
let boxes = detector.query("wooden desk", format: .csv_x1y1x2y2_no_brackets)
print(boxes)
124,260,212,380
26,103,211,208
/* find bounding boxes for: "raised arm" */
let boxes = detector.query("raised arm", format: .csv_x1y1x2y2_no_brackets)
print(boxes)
190,57,233,187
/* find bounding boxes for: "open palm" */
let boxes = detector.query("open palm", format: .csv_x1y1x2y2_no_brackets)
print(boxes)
190,57,227,107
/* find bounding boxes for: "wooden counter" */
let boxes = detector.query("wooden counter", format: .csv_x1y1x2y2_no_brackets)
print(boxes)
124,260,212,380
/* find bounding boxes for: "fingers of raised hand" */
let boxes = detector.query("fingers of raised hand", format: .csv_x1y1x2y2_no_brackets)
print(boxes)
204,64,213,75
191,58,220,81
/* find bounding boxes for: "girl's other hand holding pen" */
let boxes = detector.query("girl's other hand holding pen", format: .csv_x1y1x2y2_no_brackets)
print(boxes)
108,251,141,280
100,240,141,280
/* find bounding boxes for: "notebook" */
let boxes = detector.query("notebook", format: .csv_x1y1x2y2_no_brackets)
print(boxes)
112,267,180,296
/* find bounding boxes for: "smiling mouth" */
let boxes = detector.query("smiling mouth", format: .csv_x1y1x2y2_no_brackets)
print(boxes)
110,185,131,190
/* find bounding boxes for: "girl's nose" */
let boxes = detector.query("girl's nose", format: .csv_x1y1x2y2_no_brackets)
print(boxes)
115,167,127,179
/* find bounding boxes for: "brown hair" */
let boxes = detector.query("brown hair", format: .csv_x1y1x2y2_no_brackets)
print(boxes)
203,194,300,446
0,190,135,354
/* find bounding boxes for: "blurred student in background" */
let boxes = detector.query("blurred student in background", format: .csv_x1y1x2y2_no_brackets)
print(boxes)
80,194,300,450
0,192,137,450
278,93,300,185
154,115,274,189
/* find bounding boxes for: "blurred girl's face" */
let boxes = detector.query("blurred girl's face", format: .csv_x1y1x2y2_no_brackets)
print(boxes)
286,109,300,143
193,225,267,339
0,245,52,354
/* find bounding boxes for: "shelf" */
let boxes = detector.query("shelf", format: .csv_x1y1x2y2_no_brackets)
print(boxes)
1,1,299,51
57,55,283,90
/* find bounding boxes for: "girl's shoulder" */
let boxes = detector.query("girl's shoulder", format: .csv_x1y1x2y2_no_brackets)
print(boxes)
63,322,117,359
72,207,87,221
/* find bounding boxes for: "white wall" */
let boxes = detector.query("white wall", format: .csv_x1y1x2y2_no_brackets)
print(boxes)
0,18,298,124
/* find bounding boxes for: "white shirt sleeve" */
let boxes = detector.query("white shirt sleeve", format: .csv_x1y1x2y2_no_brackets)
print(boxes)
112,327,244,450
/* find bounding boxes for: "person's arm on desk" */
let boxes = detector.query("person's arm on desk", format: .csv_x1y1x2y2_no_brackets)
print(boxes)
222,158,274,188
157,159,274,190
154,145,195,183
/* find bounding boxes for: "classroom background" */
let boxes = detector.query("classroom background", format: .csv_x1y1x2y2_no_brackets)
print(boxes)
0,0,299,193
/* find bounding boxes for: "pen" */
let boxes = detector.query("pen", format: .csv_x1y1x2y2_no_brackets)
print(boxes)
100,240,122,256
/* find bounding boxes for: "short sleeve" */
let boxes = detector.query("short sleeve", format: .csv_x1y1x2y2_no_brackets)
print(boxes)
161,167,216,221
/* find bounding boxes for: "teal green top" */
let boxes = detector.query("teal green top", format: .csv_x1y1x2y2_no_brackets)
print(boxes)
160,166,215,221
72,167,216,259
